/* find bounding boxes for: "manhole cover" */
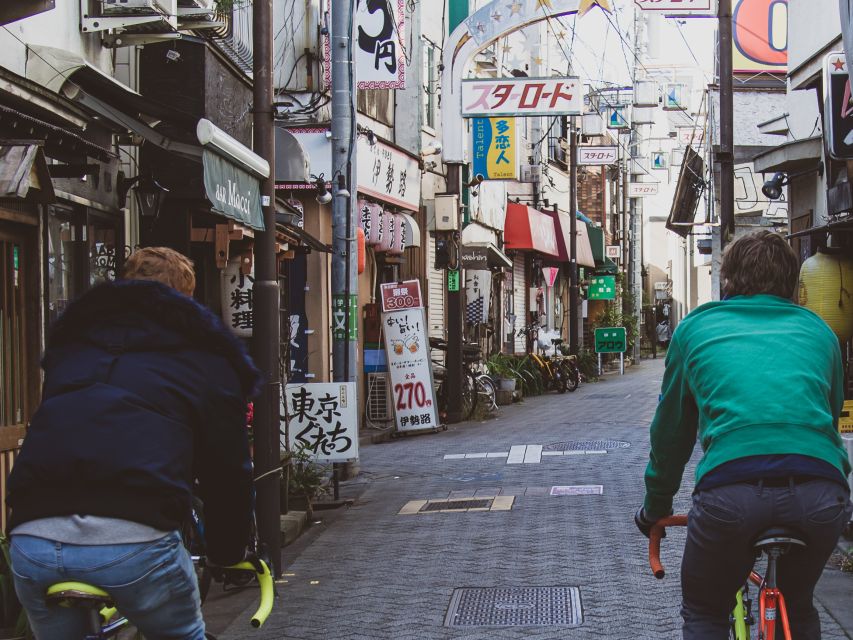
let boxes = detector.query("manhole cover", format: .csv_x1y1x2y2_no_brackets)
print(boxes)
543,440,630,452
420,499,493,512
444,587,583,627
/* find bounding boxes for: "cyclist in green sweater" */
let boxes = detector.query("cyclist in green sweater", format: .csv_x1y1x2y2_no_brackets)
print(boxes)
634,230,852,639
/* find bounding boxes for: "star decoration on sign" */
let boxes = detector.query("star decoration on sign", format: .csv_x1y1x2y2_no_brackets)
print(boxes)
558,30,567,39
532,56,544,65
491,10,503,22
833,58,846,71
502,43,513,53
506,2,523,15
475,21,486,33
578,0,613,17
536,0,554,9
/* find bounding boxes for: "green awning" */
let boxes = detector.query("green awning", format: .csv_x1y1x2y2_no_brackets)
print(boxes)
586,223,605,264
202,149,265,231
595,257,619,275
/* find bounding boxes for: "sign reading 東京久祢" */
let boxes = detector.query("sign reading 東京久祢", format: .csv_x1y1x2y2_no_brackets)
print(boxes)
577,146,619,166
284,383,359,462
461,77,583,118
380,280,440,433
628,183,660,197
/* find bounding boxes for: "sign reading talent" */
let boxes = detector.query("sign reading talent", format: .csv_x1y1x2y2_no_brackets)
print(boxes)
472,117,518,180
461,77,583,117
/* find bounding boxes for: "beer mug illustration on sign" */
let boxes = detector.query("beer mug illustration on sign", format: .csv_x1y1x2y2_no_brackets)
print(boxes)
392,339,405,355
406,334,419,353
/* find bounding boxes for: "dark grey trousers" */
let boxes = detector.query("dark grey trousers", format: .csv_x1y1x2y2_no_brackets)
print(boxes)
681,478,852,639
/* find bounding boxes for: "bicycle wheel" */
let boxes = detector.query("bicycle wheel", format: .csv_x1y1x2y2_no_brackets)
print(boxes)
562,360,580,392
476,374,497,412
553,364,568,394
462,370,477,420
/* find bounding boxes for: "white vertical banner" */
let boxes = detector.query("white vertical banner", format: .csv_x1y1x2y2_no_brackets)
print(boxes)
283,383,359,461
465,270,492,324
221,258,254,337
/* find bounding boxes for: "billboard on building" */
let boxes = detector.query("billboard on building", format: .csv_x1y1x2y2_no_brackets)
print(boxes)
471,117,519,180
733,0,788,74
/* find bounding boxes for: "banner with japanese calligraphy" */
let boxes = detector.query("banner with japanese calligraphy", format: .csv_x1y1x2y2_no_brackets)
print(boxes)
357,137,421,210
381,294,440,433
284,383,359,462
471,117,519,180
221,258,254,338
461,77,582,118
465,270,492,325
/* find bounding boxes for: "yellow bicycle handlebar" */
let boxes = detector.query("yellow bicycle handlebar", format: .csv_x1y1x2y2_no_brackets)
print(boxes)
226,559,274,628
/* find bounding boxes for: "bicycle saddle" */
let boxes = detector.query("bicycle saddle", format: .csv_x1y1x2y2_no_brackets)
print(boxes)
752,527,807,550
551,339,563,346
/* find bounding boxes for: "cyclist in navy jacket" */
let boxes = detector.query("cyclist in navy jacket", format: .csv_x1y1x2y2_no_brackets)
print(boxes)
7,247,261,640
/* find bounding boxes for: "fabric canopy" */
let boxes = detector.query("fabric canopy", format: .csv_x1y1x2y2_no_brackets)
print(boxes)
550,210,596,268
504,202,559,257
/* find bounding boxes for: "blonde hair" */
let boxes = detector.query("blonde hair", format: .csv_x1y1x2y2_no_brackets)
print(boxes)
122,247,196,297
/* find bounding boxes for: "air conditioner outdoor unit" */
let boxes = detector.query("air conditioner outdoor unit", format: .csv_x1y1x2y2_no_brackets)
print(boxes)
366,373,393,424
102,0,175,14
520,164,542,183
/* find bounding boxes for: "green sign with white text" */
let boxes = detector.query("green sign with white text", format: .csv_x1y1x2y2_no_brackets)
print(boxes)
448,270,460,292
595,327,626,354
588,276,616,300
332,294,358,341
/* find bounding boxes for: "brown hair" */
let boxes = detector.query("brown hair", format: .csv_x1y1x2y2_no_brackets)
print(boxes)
122,247,196,297
720,230,798,299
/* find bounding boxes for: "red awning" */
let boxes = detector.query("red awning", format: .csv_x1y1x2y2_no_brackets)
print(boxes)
504,202,559,257
550,210,596,268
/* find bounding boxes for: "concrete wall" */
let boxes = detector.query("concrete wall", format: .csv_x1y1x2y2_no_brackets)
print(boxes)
788,0,841,72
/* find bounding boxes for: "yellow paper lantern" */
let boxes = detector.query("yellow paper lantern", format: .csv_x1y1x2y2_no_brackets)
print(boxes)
798,250,853,340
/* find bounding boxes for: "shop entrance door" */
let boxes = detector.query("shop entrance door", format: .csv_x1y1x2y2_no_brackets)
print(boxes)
0,221,39,529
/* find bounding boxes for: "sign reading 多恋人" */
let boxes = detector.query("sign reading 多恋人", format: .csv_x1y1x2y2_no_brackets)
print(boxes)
634,0,711,10
461,77,583,118
222,258,254,337
588,276,616,301
202,149,264,231
605,245,621,260
380,280,422,313
357,137,421,211
471,117,518,180
382,302,440,433
628,183,660,197
824,52,853,160
284,383,359,462
577,146,618,166
594,327,627,354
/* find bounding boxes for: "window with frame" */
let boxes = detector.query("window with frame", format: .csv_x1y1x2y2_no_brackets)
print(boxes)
357,89,395,127
422,39,439,130
548,116,568,167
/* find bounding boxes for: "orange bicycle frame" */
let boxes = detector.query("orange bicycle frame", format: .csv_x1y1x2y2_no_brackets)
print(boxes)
752,573,791,640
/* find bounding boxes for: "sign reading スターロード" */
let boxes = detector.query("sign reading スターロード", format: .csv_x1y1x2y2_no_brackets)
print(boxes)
628,183,660,197
381,293,440,433
577,146,618,166
284,383,359,462
461,77,583,118
824,52,853,160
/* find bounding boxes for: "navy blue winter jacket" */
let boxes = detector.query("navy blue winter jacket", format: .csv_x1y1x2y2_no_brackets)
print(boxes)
7,280,262,564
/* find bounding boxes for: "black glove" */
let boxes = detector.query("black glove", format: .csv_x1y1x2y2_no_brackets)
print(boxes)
635,507,666,539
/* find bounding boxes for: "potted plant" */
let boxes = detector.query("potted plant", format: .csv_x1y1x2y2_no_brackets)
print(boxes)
281,445,329,518
486,354,517,392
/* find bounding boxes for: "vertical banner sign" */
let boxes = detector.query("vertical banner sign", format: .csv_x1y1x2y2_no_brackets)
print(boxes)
354,0,406,88
824,52,853,160
222,258,254,337
732,0,788,74
448,270,460,292
284,383,359,461
465,270,492,324
380,281,440,433
332,294,358,341
471,117,519,180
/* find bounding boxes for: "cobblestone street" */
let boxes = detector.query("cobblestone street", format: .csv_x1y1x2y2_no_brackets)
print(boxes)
217,360,852,639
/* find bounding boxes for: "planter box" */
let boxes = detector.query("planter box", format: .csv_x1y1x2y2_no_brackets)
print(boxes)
497,377,516,391
495,389,513,406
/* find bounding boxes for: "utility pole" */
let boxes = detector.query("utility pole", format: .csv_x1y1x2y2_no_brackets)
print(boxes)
718,0,734,248
568,117,579,355
331,6,358,382
444,166,464,423
251,0,281,576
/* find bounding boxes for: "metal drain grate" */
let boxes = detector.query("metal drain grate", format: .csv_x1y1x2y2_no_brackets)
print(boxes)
420,499,493,512
544,440,630,452
444,587,583,627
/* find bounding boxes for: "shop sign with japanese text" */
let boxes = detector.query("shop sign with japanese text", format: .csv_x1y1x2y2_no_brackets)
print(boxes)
381,304,439,433
577,146,618,166
605,245,621,260
461,77,582,118
594,327,627,354
628,183,659,197
283,383,358,462
824,52,853,160
588,276,616,301
677,128,703,145
471,117,518,180
634,0,711,11
221,258,254,337
332,294,358,341
380,280,422,312
357,137,420,210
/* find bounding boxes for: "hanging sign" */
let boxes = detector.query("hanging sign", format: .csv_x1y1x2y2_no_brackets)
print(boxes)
382,301,440,433
588,276,616,300
332,294,358,341
380,279,422,312
471,117,519,180
202,150,264,231
284,383,359,461
222,258,254,337
607,107,630,129
634,0,711,10
577,146,618,165
663,83,687,110
677,128,702,145
605,245,621,259
461,77,583,117
824,52,853,160
466,270,493,324
357,137,421,210
541,266,560,288
448,270,460,292
628,182,660,197
651,151,669,170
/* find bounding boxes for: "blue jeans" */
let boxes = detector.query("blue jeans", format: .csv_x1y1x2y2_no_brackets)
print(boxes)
10,531,205,640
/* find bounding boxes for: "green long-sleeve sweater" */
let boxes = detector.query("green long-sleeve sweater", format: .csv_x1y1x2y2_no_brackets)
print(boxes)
643,294,852,518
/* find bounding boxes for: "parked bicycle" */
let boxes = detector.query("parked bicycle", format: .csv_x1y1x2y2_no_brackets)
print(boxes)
649,514,800,640
429,338,497,420
517,324,579,393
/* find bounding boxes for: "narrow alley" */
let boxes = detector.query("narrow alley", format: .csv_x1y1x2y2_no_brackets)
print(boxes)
216,363,850,639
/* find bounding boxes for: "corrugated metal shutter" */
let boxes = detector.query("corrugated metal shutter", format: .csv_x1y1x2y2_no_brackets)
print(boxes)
513,254,526,354
427,236,445,340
